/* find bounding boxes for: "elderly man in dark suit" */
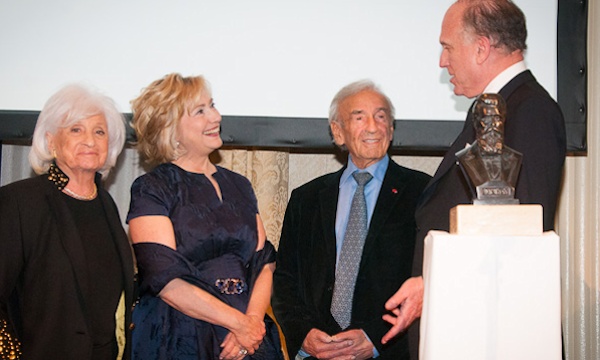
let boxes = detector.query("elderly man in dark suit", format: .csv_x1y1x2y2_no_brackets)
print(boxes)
382,0,567,357
272,80,431,360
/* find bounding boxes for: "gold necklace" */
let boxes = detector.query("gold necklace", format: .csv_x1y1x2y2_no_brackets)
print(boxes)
62,184,98,201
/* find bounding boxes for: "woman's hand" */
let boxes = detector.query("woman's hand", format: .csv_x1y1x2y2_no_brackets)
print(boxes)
220,332,252,360
230,314,265,354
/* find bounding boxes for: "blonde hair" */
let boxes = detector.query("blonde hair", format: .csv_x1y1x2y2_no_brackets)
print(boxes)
28,83,126,178
130,73,211,165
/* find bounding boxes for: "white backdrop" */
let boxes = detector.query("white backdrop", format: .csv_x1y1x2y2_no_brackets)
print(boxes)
0,0,557,120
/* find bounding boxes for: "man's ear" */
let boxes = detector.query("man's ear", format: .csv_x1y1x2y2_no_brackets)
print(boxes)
475,36,492,65
330,121,345,146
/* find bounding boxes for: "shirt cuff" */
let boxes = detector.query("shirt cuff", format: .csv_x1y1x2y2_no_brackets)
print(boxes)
362,330,379,358
296,348,311,359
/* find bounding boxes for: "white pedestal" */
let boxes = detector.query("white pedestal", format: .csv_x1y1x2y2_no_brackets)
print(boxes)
420,229,562,360
450,204,543,236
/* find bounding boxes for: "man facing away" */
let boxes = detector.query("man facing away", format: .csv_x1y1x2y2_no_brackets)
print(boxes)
272,80,431,359
381,1,567,358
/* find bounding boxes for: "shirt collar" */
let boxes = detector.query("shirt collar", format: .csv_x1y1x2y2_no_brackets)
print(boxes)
483,60,527,94
340,155,389,187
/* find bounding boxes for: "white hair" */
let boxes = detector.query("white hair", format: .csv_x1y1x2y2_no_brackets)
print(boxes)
29,83,126,178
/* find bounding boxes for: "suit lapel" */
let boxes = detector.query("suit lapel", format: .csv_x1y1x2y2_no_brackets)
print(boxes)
420,107,475,205
319,169,344,272
360,161,407,264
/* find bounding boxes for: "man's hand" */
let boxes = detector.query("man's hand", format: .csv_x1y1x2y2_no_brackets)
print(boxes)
302,328,353,359
381,276,424,344
303,328,375,360
328,329,375,360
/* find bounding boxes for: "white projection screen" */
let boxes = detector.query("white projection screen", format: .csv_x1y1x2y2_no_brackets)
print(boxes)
1,0,586,152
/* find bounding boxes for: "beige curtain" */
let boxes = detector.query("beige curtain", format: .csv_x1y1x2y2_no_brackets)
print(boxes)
215,149,289,248
558,2,600,358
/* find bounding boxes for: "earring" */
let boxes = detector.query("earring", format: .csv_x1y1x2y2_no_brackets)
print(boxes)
52,149,57,158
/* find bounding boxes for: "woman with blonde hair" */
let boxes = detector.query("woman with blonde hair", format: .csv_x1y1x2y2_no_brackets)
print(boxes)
127,73,283,360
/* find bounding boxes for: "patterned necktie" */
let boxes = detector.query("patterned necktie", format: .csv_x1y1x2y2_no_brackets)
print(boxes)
331,171,373,329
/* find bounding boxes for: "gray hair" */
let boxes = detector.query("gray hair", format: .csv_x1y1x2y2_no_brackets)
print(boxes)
29,83,126,178
328,79,395,126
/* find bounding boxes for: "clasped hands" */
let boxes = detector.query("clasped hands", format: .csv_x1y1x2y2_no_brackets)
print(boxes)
220,314,265,360
300,276,423,359
302,328,374,360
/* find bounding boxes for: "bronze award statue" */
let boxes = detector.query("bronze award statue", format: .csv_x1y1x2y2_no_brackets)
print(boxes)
456,93,522,204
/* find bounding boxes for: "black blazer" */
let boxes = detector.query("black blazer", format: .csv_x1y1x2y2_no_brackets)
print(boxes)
272,159,431,360
401,70,567,360
0,174,135,360
413,70,566,276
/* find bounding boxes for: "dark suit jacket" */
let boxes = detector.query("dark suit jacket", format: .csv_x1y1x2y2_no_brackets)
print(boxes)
0,174,136,360
413,70,566,276
407,70,566,359
272,158,431,360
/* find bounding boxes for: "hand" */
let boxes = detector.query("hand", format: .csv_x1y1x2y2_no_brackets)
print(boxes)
302,328,374,360
381,276,424,344
219,333,251,360
327,329,375,360
229,314,266,354
302,328,352,359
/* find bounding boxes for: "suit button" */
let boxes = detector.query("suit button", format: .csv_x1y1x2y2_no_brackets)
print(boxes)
129,323,135,330
327,286,333,292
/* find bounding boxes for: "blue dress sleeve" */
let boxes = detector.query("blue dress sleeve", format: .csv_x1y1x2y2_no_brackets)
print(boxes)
127,173,172,223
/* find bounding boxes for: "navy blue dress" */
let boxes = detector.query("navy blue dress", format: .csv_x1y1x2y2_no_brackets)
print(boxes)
127,163,282,360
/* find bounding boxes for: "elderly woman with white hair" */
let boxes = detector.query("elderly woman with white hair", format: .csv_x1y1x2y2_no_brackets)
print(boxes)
0,84,135,360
